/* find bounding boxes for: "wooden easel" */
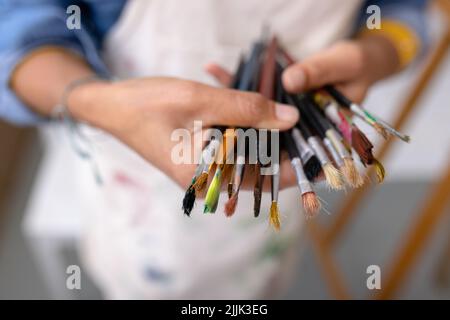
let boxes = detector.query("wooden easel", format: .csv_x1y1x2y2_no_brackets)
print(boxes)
307,0,450,299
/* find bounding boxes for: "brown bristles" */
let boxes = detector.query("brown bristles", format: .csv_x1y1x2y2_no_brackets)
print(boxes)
302,192,321,218
253,164,263,217
224,194,238,217
351,125,374,165
373,158,386,184
323,163,344,190
269,201,281,231
193,172,208,194
374,123,389,140
342,158,364,188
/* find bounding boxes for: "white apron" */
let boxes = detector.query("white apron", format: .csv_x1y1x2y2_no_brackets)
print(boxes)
79,0,362,299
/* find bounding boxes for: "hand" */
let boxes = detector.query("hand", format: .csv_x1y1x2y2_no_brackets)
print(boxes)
282,37,400,103
70,77,300,189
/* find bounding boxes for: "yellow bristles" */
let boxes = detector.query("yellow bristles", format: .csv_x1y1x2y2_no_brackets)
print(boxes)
193,172,208,194
342,158,364,188
269,201,281,231
373,158,386,184
323,163,344,190
203,168,222,213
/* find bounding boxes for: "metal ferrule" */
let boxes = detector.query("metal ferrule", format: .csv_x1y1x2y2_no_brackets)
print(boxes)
377,118,410,141
291,157,314,194
324,102,341,126
324,137,344,168
292,128,315,163
194,161,206,178
233,163,245,190
308,136,330,167
271,164,280,202
326,129,350,159
350,103,367,120
201,139,221,166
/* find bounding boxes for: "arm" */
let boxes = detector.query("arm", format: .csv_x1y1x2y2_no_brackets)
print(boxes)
0,0,120,124
1,1,300,189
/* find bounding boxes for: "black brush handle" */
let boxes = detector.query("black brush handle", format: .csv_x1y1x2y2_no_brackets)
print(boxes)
281,131,300,160
295,96,326,138
305,98,332,130
324,85,352,108
231,56,246,90
296,118,314,139
239,41,265,92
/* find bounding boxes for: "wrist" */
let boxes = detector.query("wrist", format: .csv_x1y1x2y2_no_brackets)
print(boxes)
67,80,115,130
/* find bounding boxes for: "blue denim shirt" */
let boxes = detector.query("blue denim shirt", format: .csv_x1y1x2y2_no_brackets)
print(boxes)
0,0,428,125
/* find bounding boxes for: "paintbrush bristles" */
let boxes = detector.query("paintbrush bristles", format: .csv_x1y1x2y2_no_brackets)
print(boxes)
193,172,208,194
204,169,222,213
342,158,364,188
323,163,344,190
182,185,196,216
373,158,386,184
224,194,238,217
351,125,374,165
269,201,281,231
304,156,322,181
302,192,321,218
374,123,389,140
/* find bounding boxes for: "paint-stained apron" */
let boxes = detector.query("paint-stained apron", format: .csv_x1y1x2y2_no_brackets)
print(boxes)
79,0,362,299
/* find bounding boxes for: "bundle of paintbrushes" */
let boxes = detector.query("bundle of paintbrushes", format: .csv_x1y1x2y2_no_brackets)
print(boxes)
182,35,409,231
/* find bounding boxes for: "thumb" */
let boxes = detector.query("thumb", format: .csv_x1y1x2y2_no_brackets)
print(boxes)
203,88,299,130
282,41,365,93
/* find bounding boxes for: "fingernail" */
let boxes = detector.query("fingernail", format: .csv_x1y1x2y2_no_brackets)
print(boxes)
284,69,306,90
275,103,299,122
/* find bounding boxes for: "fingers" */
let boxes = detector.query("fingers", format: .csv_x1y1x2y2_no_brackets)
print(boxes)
204,63,233,87
202,88,299,130
334,82,368,104
282,41,366,93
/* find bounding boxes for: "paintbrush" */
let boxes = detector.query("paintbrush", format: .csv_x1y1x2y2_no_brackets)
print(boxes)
192,56,247,195
324,85,410,142
278,46,409,142
276,60,343,189
275,63,323,182
204,128,236,213
224,130,247,217
314,93,386,183
224,41,265,215
281,130,321,217
253,36,279,220
303,95,365,188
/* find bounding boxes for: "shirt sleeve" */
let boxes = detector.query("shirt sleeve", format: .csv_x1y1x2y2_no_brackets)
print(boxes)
0,0,124,126
359,0,429,46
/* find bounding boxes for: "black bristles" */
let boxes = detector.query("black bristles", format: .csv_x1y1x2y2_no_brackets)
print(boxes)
182,186,196,216
304,156,322,181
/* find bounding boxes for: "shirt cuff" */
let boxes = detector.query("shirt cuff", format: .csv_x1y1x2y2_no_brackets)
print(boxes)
0,24,110,126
